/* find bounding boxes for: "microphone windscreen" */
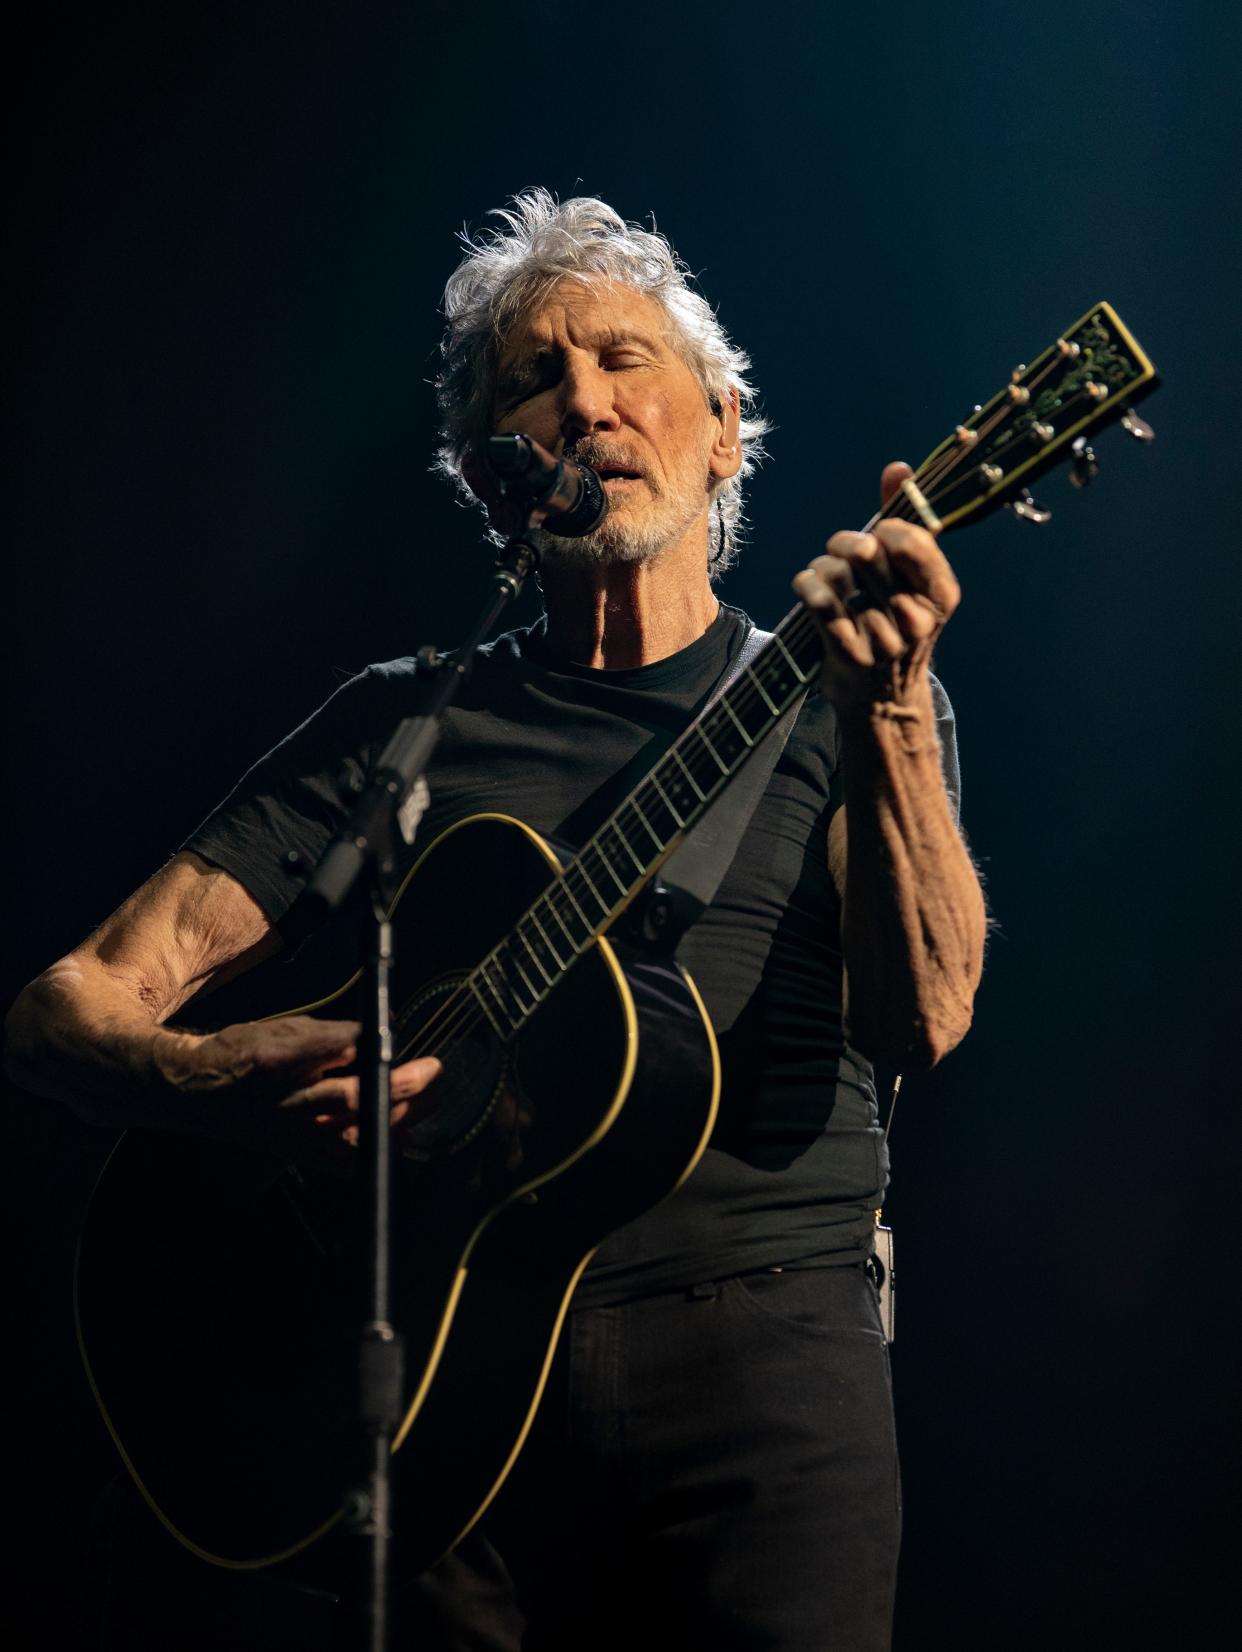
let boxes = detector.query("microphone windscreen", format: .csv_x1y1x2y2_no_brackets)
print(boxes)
544,467,608,537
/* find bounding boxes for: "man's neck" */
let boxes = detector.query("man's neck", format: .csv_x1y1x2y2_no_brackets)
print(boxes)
540,525,719,671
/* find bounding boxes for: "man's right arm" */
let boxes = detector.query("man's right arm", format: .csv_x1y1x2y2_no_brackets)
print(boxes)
4,851,439,1146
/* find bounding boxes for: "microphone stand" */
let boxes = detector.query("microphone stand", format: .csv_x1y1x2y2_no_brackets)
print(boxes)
299,529,540,1652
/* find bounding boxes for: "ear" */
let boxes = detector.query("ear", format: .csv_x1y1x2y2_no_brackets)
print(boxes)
708,385,742,483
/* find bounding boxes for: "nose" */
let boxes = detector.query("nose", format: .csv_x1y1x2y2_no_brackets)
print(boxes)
558,358,621,443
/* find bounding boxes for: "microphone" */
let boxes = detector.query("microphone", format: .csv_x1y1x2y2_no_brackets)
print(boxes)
485,433,608,537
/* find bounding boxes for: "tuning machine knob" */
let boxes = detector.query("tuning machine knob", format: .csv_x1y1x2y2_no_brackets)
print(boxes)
1070,436,1099,489
1008,489,1052,524
1121,406,1155,442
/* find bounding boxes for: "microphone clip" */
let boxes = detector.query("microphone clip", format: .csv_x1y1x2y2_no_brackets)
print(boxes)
494,535,540,596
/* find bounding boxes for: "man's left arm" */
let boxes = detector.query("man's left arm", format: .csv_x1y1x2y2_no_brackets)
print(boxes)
794,464,988,1070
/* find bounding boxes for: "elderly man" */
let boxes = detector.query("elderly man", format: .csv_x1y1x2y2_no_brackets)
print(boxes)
8,192,985,1648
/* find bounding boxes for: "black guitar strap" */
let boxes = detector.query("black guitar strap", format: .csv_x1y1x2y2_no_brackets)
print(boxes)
653,622,808,925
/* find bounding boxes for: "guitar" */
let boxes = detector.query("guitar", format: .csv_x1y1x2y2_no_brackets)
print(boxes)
74,302,1159,1583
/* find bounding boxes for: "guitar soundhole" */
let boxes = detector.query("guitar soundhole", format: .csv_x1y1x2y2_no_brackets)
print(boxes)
397,974,509,1158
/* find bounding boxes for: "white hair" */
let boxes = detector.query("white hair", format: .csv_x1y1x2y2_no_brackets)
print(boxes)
434,189,769,578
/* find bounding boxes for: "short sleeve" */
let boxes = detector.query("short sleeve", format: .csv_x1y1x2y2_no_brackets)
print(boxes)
180,663,413,926
929,672,962,822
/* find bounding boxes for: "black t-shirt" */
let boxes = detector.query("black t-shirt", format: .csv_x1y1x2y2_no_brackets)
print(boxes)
183,604,961,1305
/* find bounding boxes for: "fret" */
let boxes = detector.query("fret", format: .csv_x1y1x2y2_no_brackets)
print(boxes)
747,665,780,717
721,698,755,747
492,950,534,1017
589,833,631,898
763,660,799,707
774,631,814,683
518,915,557,983
759,656,802,704
635,780,680,844
703,705,747,771
730,678,776,741
650,771,687,828
468,976,507,1039
529,908,567,971
654,754,698,821
626,795,666,855
609,816,648,876
788,616,828,676
541,892,585,957
677,731,727,799
482,956,519,1022
574,860,612,919
507,943,543,1004
476,961,518,1032
671,746,708,801
560,875,593,931
695,721,731,776
541,898,581,951
517,924,552,987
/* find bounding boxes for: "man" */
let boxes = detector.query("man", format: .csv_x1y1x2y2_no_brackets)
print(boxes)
7,191,985,1648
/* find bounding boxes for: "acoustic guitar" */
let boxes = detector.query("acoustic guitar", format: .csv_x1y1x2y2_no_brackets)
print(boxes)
73,302,1158,1584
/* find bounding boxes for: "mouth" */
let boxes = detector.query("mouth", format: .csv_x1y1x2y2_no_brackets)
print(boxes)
595,465,644,486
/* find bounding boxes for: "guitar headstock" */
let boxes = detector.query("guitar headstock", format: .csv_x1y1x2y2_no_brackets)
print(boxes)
901,303,1159,535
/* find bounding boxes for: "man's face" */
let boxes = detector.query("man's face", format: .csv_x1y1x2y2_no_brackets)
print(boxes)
490,280,719,566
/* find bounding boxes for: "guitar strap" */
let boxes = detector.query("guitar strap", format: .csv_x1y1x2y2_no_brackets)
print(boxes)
653,622,808,924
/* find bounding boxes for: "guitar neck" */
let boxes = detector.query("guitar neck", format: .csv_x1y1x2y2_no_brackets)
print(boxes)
469,608,822,1038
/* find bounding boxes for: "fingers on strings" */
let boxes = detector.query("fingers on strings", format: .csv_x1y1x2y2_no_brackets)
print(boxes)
793,561,907,665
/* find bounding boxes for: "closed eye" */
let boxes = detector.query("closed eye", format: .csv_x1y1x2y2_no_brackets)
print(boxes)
499,376,548,409
498,353,559,408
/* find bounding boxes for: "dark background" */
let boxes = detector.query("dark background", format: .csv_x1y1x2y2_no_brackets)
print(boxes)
6,1,1241,1645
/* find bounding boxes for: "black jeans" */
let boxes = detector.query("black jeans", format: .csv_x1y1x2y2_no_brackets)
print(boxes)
402,1263,900,1651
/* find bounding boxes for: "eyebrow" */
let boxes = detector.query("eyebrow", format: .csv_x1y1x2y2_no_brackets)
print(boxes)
597,328,664,352
497,329,665,386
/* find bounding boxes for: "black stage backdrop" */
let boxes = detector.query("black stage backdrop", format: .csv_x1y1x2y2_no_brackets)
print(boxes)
5,3,1241,1646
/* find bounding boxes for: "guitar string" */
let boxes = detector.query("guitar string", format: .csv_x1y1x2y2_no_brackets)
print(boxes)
397,368,1107,1064
901,353,1067,500
917,361,1072,500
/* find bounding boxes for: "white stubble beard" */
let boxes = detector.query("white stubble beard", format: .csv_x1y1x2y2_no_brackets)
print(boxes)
536,433,715,571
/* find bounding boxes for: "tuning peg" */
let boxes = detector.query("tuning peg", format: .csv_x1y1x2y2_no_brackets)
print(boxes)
1008,489,1052,524
1121,406,1155,442
1070,436,1099,489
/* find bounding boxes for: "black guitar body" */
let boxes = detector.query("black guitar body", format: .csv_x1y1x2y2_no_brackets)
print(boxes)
74,814,720,1581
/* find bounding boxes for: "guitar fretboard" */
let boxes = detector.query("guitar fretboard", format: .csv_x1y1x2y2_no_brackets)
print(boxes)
466,606,823,1039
